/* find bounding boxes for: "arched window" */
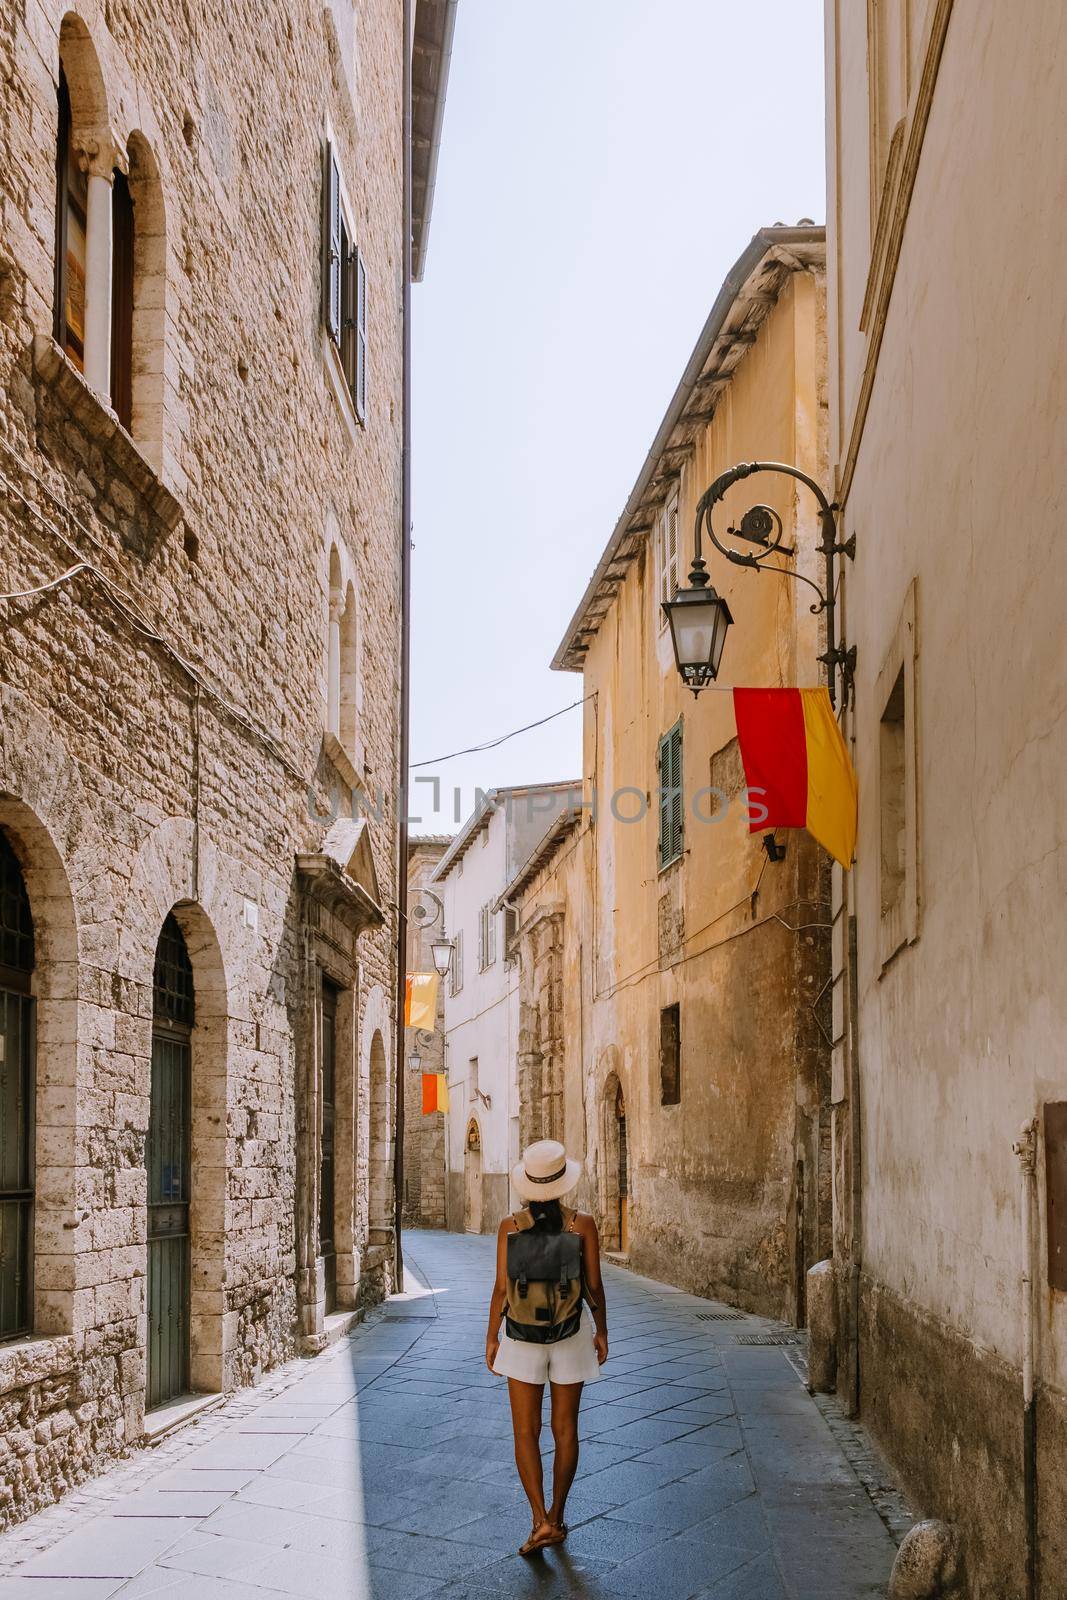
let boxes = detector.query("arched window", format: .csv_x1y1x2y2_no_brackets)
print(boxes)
0,831,35,1340
339,578,360,758
53,21,164,453
148,912,194,1408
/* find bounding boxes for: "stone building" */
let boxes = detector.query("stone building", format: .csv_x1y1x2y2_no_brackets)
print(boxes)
525,226,832,1321
823,1,1067,1590
401,835,449,1229
434,783,578,1233
0,0,451,1528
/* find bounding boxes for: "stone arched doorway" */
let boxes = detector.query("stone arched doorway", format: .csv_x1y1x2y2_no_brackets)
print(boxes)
143,898,229,1407
0,794,80,1343
464,1119,483,1234
599,1070,629,1254
147,912,194,1408
0,829,36,1341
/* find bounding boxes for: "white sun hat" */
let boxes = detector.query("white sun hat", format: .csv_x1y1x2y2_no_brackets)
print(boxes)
512,1138,582,1203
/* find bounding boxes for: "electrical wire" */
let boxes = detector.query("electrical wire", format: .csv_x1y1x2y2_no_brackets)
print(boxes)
409,694,597,769
0,563,92,601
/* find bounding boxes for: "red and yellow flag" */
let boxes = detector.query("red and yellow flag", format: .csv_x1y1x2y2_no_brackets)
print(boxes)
733,687,857,869
404,972,439,1030
421,1072,448,1115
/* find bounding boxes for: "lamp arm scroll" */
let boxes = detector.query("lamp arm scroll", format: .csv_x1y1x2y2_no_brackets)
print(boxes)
691,459,856,708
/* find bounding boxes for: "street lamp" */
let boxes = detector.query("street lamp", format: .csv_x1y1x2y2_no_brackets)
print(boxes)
668,460,857,707
662,567,734,692
429,933,454,978
409,1027,435,1076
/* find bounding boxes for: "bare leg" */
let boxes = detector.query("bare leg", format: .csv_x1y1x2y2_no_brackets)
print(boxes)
506,1378,551,1540
548,1381,583,1531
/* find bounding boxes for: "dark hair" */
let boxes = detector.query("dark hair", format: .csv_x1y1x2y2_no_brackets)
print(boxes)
529,1198,564,1233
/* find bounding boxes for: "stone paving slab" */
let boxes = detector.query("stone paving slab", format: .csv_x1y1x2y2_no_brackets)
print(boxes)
0,1230,907,1598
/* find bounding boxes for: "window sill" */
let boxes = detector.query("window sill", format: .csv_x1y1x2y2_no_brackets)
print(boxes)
32,334,183,552
323,334,364,443
0,1330,77,1397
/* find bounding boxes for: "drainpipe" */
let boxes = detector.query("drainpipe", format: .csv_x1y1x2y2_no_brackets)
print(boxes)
845,912,862,1415
393,0,414,1290
1013,1119,1038,1600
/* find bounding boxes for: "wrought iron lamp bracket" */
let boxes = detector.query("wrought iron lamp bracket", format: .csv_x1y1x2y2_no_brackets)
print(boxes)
691,460,857,708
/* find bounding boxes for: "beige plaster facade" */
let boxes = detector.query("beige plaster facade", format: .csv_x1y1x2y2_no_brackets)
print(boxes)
825,1,1067,1590
522,229,833,1322
0,0,449,1530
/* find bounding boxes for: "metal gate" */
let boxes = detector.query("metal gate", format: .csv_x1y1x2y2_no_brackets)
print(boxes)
319,982,337,1315
0,830,35,1342
147,915,193,1409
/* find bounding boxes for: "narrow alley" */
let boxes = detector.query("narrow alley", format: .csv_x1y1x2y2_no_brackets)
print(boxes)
0,1233,903,1600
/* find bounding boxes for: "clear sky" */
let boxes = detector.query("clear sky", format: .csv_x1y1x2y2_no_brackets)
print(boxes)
409,0,825,837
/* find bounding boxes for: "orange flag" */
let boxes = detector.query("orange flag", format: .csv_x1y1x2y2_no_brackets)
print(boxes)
404,972,439,1030
422,1072,448,1114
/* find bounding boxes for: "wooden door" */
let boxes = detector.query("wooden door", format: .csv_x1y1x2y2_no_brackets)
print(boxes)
616,1083,629,1254
464,1121,482,1234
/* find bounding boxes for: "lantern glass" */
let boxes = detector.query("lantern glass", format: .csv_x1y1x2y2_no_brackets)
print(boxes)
663,583,734,692
430,935,453,977
409,1051,422,1074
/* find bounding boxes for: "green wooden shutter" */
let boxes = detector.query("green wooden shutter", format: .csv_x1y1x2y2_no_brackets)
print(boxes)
658,722,683,867
658,733,670,866
671,723,684,860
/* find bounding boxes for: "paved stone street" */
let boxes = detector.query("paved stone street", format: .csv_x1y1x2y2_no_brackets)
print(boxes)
0,1233,903,1599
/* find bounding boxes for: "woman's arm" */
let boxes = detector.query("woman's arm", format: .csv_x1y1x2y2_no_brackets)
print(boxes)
486,1219,511,1373
579,1214,608,1364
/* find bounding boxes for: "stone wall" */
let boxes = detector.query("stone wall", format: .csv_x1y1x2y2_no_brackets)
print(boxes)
0,0,405,1528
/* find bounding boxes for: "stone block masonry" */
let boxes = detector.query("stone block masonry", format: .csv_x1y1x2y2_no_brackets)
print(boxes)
0,0,407,1529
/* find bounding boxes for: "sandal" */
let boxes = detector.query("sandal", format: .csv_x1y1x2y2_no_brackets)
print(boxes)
519,1520,567,1556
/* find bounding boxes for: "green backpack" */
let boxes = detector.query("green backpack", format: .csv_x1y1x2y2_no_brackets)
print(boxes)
505,1206,584,1344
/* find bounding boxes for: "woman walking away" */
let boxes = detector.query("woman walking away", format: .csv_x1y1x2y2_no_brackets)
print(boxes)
485,1139,608,1556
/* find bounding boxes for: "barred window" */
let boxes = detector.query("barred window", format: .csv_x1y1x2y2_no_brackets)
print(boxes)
0,831,35,1342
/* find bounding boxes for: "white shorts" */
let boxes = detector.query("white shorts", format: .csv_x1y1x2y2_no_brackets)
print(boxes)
493,1309,603,1386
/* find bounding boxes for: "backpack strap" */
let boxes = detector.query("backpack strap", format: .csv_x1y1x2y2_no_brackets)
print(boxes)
510,1209,533,1298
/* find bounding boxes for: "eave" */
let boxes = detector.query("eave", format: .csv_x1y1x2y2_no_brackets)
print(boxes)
412,0,459,282
551,224,826,674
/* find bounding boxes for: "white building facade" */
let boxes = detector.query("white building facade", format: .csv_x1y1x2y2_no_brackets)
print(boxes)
433,785,578,1232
